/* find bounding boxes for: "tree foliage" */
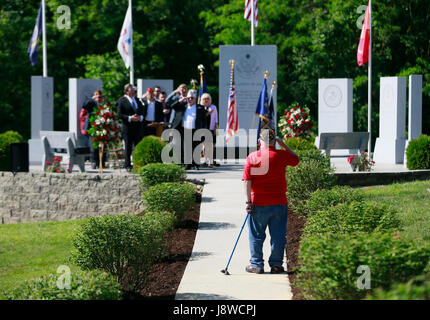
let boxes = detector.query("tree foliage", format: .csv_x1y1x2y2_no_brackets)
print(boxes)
0,0,428,141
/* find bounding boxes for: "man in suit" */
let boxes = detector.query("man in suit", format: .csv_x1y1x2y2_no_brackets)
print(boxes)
170,89,207,169
140,88,165,137
117,84,145,172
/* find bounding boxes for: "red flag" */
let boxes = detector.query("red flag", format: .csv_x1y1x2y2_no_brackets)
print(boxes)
357,2,370,66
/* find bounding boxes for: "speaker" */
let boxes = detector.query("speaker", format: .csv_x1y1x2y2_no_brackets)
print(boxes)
10,143,29,172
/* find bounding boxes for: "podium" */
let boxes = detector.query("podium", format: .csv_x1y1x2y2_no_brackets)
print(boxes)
147,122,169,137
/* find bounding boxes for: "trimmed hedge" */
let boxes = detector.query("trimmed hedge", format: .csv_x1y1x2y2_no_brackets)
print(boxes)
295,186,364,218
0,130,24,171
286,149,336,210
284,136,318,152
302,201,401,237
71,212,174,293
295,232,430,300
143,182,195,225
132,135,168,172
406,134,430,170
4,270,122,300
366,273,430,300
138,163,186,188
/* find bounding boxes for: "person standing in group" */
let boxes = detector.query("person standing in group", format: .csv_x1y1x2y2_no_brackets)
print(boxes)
200,93,219,167
170,89,207,170
159,91,171,123
153,85,162,101
166,83,188,128
117,84,144,172
79,89,107,169
242,129,299,274
141,87,164,137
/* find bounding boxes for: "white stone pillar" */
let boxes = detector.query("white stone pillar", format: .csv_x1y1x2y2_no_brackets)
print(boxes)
68,78,102,147
315,78,353,155
28,76,54,165
404,75,423,167
373,77,407,164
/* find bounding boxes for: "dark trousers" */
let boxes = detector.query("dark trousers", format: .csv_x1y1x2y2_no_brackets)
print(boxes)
179,128,200,166
123,130,142,168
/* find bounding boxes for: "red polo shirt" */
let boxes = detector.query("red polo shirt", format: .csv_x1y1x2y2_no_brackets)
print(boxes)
242,146,299,206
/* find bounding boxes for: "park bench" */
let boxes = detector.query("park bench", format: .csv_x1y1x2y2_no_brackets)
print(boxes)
318,132,370,157
40,131,90,172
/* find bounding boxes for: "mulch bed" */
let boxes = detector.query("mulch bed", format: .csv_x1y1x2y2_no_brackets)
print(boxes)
131,181,203,300
286,208,307,300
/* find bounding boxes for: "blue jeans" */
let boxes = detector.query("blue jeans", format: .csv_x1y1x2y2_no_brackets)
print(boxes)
247,204,288,269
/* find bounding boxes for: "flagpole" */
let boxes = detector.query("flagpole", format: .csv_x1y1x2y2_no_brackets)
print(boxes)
251,0,255,46
368,0,372,153
129,0,134,85
42,0,47,77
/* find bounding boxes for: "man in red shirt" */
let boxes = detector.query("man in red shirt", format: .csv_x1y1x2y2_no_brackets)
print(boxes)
242,129,299,274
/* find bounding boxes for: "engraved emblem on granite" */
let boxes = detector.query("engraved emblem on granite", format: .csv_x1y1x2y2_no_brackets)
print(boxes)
236,51,262,79
323,85,343,108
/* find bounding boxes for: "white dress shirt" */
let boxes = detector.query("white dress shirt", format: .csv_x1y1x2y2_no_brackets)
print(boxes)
183,104,197,129
145,100,156,121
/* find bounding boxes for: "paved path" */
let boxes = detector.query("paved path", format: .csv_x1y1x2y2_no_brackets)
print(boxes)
176,162,293,300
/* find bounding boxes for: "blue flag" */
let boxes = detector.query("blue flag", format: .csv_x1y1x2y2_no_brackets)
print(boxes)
198,71,208,104
255,77,272,143
28,3,42,66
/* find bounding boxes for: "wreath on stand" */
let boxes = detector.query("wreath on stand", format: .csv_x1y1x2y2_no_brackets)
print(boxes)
86,103,122,174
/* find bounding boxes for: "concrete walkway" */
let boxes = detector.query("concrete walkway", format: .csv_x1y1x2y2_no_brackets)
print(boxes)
176,162,293,300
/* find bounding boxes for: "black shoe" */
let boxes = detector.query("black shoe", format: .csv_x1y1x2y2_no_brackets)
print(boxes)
246,265,264,274
270,265,285,274
184,164,192,170
213,161,220,167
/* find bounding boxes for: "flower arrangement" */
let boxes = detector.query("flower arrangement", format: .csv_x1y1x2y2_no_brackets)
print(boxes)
45,156,70,173
278,102,314,139
348,151,375,172
86,103,122,151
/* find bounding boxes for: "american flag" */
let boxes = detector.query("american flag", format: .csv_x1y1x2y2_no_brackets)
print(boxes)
226,63,239,143
244,0,258,27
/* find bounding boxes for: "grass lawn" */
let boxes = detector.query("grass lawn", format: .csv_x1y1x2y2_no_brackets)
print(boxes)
0,219,85,299
361,180,430,246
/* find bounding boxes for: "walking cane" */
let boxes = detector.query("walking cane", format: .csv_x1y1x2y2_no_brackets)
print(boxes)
221,212,250,275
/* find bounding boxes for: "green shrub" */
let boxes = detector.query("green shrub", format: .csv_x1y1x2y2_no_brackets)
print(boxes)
295,186,365,218
406,134,430,170
138,163,186,188
4,270,122,300
71,212,174,293
295,232,430,300
132,135,168,172
286,149,336,210
365,273,430,300
303,201,401,237
143,182,195,224
0,130,24,171
284,136,318,151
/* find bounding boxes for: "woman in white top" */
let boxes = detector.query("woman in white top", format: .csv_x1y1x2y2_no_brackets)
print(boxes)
200,93,219,167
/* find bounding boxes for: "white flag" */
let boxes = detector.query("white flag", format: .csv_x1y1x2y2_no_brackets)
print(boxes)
117,5,133,69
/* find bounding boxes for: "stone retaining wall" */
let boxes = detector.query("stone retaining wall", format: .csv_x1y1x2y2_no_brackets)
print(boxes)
0,172,143,224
